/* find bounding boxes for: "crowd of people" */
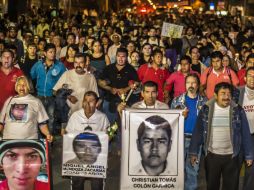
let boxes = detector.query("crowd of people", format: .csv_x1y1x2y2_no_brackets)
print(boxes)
0,5,253,190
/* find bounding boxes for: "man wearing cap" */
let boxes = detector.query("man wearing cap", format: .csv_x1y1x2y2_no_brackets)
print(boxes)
0,139,49,190
6,25,24,60
108,32,121,64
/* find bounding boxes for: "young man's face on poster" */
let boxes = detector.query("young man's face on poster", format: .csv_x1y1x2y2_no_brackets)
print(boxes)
137,127,171,171
2,147,42,190
73,139,101,165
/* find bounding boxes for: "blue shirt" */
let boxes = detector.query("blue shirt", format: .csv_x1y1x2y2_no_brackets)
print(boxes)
185,95,198,134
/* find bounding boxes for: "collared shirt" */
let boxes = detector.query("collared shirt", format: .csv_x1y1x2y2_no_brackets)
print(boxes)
137,63,170,102
100,63,139,101
131,100,169,109
200,67,239,99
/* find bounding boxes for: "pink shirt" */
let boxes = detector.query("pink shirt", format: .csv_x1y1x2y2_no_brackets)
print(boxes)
200,67,239,99
166,71,200,98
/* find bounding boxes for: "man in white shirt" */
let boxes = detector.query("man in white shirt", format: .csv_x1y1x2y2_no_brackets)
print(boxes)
53,53,98,115
117,81,168,114
108,33,121,64
65,91,109,190
236,67,254,190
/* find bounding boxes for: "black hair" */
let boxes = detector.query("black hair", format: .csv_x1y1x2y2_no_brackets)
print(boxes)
210,51,223,60
116,47,128,56
137,115,172,141
151,48,162,57
214,82,232,95
246,66,254,77
180,55,192,64
142,81,158,91
83,90,99,102
246,53,254,63
44,43,56,52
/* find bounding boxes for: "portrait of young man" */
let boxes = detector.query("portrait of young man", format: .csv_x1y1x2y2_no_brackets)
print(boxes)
0,140,49,190
65,132,102,165
133,115,172,176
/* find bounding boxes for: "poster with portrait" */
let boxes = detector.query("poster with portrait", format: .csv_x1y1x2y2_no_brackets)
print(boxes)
120,109,184,190
62,131,108,178
161,22,183,38
0,139,52,190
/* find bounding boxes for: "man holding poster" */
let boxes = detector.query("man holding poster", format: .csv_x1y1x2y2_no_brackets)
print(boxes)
135,115,172,176
65,90,109,190
0,140,49,190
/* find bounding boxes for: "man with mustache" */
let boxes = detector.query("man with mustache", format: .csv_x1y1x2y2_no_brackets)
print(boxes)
53,53,98,134
189,82,254,190
135,115,172,176
171,73,206,190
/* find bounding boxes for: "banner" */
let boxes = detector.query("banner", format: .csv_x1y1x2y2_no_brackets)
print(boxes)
62,131,108,178
161,22,183,38
120,109,184,190
0,139,51,190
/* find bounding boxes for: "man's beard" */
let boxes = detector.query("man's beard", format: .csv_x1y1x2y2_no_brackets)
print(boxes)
188,87,195,93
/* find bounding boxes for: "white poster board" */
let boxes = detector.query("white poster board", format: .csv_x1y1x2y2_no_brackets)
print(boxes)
62,131,108,178
120,109,184,190
161,22,183,38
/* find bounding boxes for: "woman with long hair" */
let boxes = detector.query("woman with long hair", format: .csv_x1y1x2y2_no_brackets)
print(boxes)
60,44,79,70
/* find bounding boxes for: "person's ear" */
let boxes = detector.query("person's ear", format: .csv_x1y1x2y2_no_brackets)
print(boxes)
244,76,247,83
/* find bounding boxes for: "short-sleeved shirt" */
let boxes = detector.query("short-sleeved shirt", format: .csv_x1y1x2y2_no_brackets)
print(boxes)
100,63,139,101
200,67,239,99
0,67,23,110
53,69,99,114
66,109,109,133
0,94,49,139
137,64,170,101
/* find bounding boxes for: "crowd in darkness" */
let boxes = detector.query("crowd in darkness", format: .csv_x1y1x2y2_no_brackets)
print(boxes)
0,5,254,190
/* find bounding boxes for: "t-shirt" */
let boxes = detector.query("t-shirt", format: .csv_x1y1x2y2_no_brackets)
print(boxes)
200,67,239,99
184,95,198,134
53,69,99,114
242,87,254,134
66,109,109,133
131,100,169,109
0,94,49,139
208,103,233,155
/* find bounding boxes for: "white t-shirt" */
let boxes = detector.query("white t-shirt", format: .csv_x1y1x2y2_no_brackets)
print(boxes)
53,69,99,114
242,89,254,134
66,109,109,133
0,94,49,139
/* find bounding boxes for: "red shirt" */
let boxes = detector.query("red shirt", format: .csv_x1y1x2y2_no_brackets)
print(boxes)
237,68,246,86
137,64,170,101
200,67,239,99
0,67,23,110
0,179,49,190
60,57,74,70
